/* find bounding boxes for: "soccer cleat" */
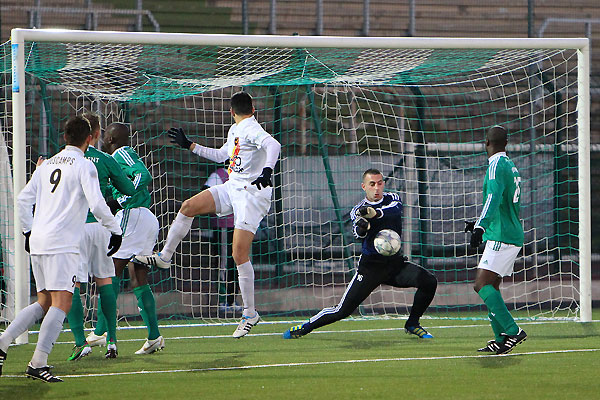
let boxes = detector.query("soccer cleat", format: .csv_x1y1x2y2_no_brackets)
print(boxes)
405,325,434,339
105,342,118,359
67,344,92,361
283,323,310,339
477,340,501,353
25,364,63,383
496,328,527,355
232,312,260,338
135,336,164,354
134,253,171,269
0,348,6,377
86,331,107,347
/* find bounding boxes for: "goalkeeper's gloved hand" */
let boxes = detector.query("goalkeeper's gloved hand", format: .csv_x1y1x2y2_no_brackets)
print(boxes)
106,197,121,215
357,206,382,219
107,233,122,257
355,216,370,237
464,220,475,233
251,167,273,190
23,231,31,253
168,127,193,150
470,227,484,249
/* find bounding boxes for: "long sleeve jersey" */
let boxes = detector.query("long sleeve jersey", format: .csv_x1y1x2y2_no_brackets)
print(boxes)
18,145,121,254
110,146,152,209
475,152,524,246
350,192,403,257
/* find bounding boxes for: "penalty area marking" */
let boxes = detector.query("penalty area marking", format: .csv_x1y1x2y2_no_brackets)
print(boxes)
2,348,599,379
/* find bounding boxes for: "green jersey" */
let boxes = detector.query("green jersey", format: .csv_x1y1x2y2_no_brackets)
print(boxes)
85,145,136,223
475,152,524,247
110,146,152,210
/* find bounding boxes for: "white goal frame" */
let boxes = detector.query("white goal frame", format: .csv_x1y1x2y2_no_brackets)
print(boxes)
9,28,592,343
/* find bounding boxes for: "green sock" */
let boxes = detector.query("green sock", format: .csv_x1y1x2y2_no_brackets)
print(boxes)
95,276,120,336
133,284,160,340
489,312,504,343
67,287,87,347
478,285,519,336
98,284,118,343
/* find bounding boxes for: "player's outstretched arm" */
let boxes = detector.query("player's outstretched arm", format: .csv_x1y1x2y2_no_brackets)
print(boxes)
168,127,193,150
16,169,40,234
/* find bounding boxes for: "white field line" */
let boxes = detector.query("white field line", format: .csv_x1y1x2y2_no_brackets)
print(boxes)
2,348,599,379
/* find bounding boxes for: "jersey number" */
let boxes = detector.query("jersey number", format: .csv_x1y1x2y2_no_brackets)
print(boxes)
513,176,521,203
50,168,62,193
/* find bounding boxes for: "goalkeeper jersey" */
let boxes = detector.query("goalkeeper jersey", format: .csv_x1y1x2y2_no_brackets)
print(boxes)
110,146,152,209
85,145,136,223
475,152,524,247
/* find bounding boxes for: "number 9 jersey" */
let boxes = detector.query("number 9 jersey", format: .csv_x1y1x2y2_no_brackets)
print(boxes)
17,145,121,255
474,152,524,247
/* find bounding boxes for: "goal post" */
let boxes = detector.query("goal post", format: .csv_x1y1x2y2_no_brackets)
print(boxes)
4,29,592,332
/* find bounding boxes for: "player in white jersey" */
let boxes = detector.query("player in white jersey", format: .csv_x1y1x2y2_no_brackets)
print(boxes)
136,91,281,338
0,116,122,382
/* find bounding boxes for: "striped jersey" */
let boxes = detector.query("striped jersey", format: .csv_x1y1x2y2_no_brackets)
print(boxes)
351,192,403,257
475,152,524,246
110,146,152,209
85,145,136,223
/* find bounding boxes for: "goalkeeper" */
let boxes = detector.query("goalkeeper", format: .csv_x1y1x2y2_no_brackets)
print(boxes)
136,91,281,338
465,125,527,355
283,168,437,340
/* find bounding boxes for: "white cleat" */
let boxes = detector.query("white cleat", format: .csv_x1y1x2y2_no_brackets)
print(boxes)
135,253,171,269
135,336,164,354
232,312,260,338
86,332,107,347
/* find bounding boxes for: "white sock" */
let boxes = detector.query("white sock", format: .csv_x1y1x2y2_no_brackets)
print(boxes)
237,261,255,317
0,302,44,353
30,306,65,368
160,212,194,261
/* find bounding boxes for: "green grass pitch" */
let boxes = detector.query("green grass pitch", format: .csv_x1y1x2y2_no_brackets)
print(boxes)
1,312,599,399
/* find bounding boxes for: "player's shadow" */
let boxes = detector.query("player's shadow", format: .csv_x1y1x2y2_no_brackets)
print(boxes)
474,353,522,369
0,381,53,400
321,337,399,350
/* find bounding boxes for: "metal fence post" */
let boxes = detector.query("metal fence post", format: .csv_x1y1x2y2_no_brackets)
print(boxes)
362,0,370,36
136,0,143,31
316,0,323,35
269,0,276,34
242,0,248,34
408,0,415,36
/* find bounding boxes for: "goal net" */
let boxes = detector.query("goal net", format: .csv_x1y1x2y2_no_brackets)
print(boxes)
0,31,591,331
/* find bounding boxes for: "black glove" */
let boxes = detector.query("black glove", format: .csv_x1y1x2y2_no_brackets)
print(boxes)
470,227,484,249
355,216,370,237
251,167,273,190
23,231,31,253
106,197,121,215
107,234,122,257
464,220,475,233
168,127,193,150
357,206,382,219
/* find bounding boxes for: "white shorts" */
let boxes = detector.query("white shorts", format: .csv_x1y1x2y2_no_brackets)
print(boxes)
477,241,521,277
31,253,79,293
77,222,114,282
208,179,272,234
112,207,159,260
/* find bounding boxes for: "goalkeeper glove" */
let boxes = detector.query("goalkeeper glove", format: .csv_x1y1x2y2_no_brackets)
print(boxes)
251,167,273,190
23,231,31,253
107,234,122,257
106,197,121,215
464,220,475,233
168,127,193,150
355,216,370,237
470,227,484,249
357,206,382,219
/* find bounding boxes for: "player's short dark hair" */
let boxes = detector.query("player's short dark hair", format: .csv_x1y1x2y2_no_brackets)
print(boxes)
64,116,91,146
362,168,382,180
81,111,100,133
230,91,253,116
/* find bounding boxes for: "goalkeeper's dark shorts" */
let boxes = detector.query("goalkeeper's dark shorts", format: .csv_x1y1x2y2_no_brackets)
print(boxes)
306,254,436,331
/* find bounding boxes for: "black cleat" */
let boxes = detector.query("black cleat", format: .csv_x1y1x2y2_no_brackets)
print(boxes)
25,364,63,382
0,348,6,377
477,340,501,353
496,328,527,355
105,342,118,359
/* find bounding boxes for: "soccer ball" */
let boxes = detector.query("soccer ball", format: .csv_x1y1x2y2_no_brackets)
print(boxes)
374,229,401,256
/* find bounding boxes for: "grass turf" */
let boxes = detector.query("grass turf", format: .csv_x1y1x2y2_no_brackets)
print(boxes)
1,314,599,399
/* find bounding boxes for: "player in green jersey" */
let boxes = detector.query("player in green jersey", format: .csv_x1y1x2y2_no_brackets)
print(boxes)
86,122,164,355
465,125,527,355
66,112,137,360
